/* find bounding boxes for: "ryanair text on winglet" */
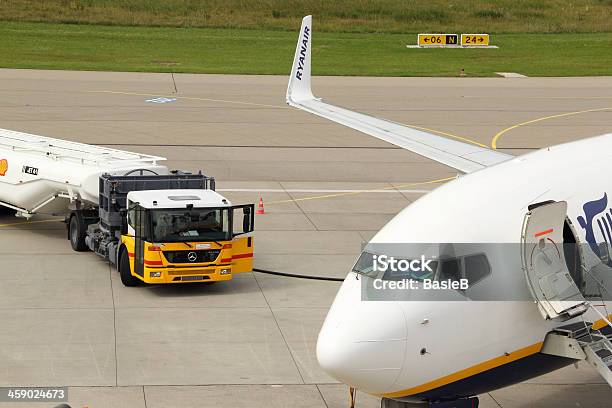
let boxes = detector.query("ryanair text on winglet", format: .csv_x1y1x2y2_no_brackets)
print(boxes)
295,25,310,80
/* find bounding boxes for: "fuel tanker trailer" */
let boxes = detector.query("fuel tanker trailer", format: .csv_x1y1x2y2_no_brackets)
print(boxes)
0,128,255,286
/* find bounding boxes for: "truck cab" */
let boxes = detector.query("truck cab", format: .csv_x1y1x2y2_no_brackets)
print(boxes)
120,189,254,285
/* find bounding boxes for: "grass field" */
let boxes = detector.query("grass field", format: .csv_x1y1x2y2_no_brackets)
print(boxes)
0,1,610,76
0,21,611,77
1,0,611,33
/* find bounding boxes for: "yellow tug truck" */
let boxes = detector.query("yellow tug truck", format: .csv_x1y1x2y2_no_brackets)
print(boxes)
0,129,254,286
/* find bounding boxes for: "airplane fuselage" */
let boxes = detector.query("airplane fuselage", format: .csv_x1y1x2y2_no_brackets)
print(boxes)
317,134,612,402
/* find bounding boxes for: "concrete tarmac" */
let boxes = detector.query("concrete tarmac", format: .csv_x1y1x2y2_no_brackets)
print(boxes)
0,69,611,407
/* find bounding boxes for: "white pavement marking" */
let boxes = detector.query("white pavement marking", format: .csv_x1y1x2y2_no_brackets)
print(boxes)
145,97,177,104
217,188,432,193
496,72,528,78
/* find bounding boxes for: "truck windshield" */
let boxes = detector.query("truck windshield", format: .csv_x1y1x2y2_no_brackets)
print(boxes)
150,208,230,242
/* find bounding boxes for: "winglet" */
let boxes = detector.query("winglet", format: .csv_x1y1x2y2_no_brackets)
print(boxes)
286,15,314,105
283,15,513,173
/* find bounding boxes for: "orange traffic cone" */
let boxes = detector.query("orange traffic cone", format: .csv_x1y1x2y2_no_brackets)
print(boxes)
256,197,265,214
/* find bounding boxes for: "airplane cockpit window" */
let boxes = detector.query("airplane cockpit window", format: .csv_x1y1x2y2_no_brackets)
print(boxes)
352,251,438,281
353,250,492,288
382,261,437,281
439,258,461,282
464,254,491,285
439,254,491,286
352,251,378,278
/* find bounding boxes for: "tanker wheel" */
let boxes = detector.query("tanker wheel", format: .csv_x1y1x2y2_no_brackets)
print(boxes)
69,213,88,252
119,248,141,287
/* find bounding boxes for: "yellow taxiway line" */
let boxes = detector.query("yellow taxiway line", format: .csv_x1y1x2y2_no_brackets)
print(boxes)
266,176,457,205
88,90,289,110
491,107,612,149
93,89,487,148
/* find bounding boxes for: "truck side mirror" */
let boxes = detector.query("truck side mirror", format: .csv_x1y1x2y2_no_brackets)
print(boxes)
243,213,250,232
119,209,128,234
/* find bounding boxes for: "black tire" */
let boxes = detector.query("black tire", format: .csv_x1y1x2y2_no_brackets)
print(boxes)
0,205,16,216
69,213,88,252
119,248,141,287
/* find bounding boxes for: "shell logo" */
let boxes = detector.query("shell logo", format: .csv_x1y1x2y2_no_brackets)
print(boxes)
0,159,7,176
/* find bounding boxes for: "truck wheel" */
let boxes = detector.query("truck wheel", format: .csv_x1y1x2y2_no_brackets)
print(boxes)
119,249,141,287
69,213,88,252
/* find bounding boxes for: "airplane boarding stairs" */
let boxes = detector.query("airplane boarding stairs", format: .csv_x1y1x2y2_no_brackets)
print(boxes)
576,330,612,386
544,320,612,386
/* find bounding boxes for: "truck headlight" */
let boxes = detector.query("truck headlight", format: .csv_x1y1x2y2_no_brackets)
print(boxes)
150,271,161,278
220,268,231,275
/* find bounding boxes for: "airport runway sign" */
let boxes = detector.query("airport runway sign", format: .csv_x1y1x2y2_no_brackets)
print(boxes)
461,34,490,47
417,34,459,47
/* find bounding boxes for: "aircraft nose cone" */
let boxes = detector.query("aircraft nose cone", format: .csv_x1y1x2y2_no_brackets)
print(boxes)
316,283,407,393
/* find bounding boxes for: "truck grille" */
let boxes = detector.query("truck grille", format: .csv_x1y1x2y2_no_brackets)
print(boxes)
172,275,211,282
163,249,221,264
168,269,215,276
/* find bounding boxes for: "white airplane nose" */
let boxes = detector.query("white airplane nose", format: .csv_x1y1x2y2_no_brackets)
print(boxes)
316,276,407,393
